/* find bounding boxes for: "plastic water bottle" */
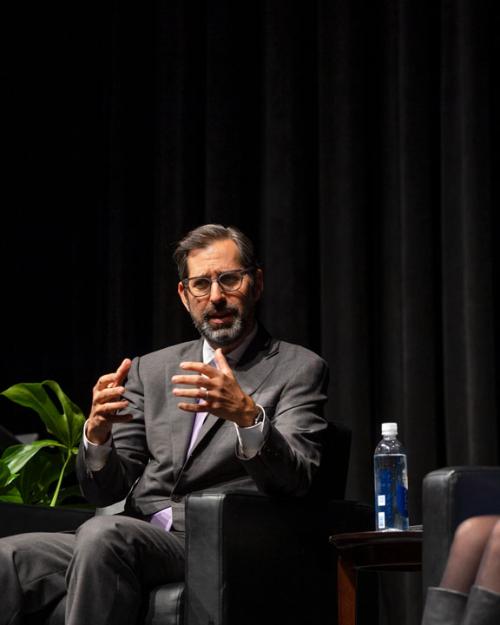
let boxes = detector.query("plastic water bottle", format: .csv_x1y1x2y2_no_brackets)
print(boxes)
373,422,409,531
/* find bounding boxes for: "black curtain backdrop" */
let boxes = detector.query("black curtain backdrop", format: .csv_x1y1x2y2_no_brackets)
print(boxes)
2,2,500,623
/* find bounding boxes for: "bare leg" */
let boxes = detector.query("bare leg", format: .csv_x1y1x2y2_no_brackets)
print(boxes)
421,515,500,625
440,516,500,593
461,519,500,625
475,518,500,593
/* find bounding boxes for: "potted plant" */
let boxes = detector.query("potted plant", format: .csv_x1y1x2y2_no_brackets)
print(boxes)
0,380,95,537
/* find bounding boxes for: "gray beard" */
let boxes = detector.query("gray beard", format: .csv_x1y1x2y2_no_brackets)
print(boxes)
190,305,249,347
197,315,245,346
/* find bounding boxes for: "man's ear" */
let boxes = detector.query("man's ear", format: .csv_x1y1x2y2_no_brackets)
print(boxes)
178,282,190,312
253,268,264,301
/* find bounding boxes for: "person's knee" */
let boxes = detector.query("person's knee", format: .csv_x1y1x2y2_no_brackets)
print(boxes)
0,534,37,569
454,517,489,547
485,520,500,559
452,516,500,558
0,537,16,568
453,517,478,548
74,516,127,558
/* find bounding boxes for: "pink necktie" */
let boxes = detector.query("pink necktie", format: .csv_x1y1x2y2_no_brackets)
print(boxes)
186,405,208,457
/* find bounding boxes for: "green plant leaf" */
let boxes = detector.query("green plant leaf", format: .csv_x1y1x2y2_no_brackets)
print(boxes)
0,380,86,508
1,381,85,448
1,440,65,475
57,484,85,503
0,461,8,486
0,460,18,489
16,449,65,505
0,460,21,501
0,487,23,503
42,380,85,448
1,383,63,441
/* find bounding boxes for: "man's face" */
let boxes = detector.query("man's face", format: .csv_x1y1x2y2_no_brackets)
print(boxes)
178,239,263,350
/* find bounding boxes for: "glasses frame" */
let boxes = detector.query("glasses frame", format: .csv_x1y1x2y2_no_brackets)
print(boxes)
182,267,255,298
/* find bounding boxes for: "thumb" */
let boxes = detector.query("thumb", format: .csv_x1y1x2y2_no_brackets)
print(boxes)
113,358,132,386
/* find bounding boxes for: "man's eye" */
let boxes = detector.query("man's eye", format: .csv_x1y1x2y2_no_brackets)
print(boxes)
191,278,210,290
220,273,240,287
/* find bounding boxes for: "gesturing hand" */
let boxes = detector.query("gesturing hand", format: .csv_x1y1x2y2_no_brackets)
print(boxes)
86,358,133,445
172,348,259,428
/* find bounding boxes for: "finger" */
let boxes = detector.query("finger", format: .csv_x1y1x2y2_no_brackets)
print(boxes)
113,358,132,387
214,348,232,375
177,402,204,413
96,359,132,390
171,374,212,387
105,412,133,423
96,373,116,389
172,387,208,400
94,412,133,424
99,386,126,401
94,400,129,414
179,361,218,376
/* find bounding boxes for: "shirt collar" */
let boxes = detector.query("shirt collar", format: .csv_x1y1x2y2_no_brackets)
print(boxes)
202,323,258,365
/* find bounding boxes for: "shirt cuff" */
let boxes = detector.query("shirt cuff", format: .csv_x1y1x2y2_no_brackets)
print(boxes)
235,405,269,459
83,423,112,471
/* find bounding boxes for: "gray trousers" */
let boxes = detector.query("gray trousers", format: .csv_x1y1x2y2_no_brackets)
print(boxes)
0,514,185,625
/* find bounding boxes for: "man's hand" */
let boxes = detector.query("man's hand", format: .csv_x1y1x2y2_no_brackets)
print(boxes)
171,349,259,427
86,358,133,445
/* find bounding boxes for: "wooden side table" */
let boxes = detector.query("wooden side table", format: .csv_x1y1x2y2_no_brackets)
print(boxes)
329,528,422,625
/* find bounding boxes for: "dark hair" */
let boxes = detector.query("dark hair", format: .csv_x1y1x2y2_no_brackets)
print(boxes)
173,224,257,280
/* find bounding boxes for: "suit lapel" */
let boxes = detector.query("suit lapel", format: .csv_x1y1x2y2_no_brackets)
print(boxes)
233,332,279,397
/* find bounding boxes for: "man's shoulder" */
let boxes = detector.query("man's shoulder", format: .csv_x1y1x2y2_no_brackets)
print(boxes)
267,337,329,392
136,338,202,365
273,337,328,369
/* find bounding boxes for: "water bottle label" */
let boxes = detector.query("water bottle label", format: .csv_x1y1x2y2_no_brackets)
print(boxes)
396,483,408,517
378,512,386,529
377,495,386,506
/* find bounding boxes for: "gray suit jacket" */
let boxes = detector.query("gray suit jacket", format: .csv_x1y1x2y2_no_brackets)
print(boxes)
77,326,329,531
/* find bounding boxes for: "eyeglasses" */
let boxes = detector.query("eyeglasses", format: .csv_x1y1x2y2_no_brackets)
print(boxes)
182,268,254,298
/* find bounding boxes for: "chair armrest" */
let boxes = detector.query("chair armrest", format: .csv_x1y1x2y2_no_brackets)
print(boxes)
0,501,94,538
184,490,333,625
184,490,373,625
422,466,500,590
327,499,374,534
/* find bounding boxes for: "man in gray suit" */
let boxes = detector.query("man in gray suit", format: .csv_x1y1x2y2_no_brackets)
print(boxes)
0,224,328,625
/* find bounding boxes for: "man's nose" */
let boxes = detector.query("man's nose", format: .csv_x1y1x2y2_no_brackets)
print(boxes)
209,279,226,303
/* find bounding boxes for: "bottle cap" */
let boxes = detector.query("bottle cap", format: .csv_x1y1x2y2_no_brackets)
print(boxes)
381,422,398,436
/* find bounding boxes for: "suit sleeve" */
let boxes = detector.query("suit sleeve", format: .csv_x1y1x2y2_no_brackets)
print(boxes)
240,351,329,497
76,356,149,507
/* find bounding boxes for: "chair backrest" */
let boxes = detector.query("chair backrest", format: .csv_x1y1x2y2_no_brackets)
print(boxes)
310,420,352,500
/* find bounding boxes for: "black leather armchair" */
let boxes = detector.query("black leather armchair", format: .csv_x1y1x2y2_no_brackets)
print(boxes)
2,421,373,625
138,420,373,625
422,466,500,595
